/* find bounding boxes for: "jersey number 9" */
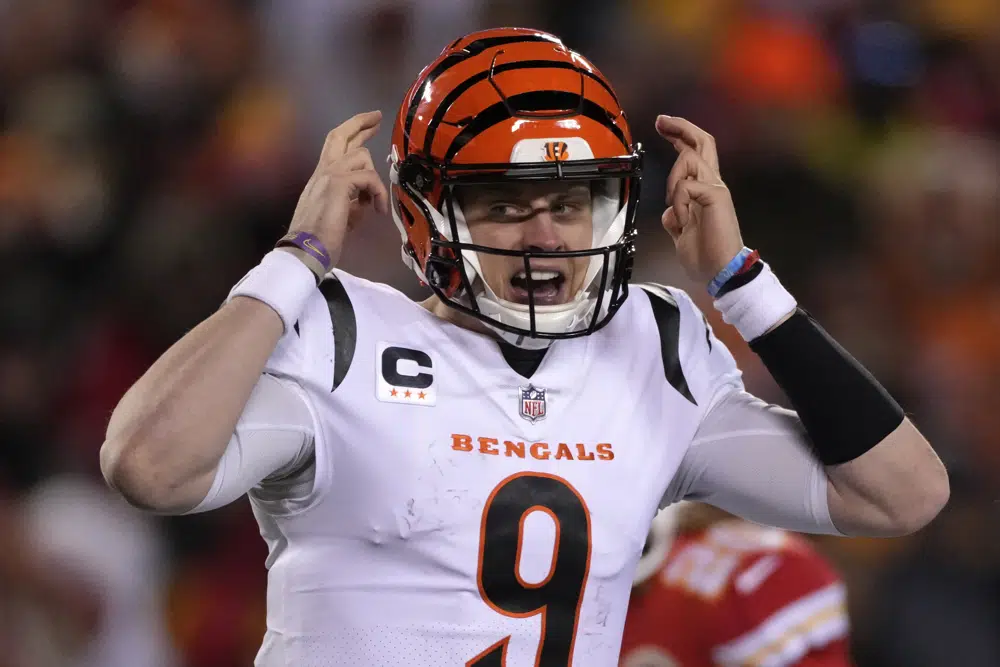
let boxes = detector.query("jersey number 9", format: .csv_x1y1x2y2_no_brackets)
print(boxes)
468,472,591,666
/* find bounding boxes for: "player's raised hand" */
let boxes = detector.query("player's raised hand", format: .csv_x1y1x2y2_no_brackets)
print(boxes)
655,115,745,286
288,110,389,266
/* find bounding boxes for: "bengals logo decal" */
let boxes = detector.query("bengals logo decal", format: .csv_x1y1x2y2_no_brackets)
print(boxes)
543,141,570,161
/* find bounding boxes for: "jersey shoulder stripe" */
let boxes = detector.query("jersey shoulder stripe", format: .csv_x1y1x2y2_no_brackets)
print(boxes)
635,283,697,405
319,275,357,391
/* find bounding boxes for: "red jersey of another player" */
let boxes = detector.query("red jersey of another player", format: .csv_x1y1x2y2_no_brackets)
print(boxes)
621,519,852,667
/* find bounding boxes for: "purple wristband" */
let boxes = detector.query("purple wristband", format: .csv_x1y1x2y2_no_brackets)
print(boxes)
276,231,333,273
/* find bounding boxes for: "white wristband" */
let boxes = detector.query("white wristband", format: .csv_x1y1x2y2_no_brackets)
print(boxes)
713,262,797,342
227,249,317,334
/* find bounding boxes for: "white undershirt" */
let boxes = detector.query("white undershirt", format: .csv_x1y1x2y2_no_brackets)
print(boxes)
662,389,837,535
185,373,316,514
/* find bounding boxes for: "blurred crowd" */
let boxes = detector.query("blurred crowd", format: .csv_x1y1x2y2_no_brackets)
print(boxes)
0,1,997,666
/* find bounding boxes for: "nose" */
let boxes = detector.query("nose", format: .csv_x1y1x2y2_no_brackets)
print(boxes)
520,208,564,252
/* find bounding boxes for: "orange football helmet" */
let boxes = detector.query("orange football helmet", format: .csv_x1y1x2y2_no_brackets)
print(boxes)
389,27,643,347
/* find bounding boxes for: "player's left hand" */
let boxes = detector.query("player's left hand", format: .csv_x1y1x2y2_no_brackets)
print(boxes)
656,115,745,286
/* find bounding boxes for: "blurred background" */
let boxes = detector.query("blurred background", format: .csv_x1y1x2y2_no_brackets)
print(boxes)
0,0,998,665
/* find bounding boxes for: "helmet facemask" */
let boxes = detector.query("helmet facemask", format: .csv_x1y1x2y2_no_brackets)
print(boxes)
391,150,642,348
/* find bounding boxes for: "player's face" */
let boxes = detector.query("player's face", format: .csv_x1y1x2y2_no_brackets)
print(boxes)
460,181,593,306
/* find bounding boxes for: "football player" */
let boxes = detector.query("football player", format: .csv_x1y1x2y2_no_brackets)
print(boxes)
100,28,948,666
621,504,853,667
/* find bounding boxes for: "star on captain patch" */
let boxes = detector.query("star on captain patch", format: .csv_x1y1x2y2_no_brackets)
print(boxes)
519,384,547,423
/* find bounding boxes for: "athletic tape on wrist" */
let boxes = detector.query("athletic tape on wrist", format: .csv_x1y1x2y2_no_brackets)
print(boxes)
227,249,318,333
713,261,797,342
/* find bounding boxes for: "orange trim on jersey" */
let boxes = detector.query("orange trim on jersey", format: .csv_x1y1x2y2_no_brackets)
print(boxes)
465,635,509,667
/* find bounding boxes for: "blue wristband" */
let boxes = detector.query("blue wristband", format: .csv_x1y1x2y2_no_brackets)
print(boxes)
708,247,753,297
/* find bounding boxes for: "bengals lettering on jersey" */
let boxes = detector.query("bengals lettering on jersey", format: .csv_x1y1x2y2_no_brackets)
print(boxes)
621,521,853,667
450,434,614,461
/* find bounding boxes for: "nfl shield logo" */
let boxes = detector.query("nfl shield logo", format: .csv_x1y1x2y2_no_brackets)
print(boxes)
519,385,547,423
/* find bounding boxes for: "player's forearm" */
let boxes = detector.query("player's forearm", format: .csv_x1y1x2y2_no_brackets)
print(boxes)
715,264,949,537
824,418,948,536
101,295,284,512
750,312,948,536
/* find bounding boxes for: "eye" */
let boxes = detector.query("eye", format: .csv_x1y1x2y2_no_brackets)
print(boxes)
550,202,578,215
550,199,588,219
488,203,527,220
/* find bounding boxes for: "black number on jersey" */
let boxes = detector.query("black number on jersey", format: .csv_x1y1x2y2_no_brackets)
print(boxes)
468,473,591,667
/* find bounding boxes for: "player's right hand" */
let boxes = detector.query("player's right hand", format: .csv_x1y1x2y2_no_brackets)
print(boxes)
287,110,389,266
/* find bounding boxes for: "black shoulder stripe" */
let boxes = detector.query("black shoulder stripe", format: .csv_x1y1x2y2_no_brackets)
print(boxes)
639,285,697,405
319,276,357,392
444,90,626,162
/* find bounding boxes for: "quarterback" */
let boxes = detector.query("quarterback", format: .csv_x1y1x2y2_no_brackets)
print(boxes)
621,504,853,667
100,29,947,666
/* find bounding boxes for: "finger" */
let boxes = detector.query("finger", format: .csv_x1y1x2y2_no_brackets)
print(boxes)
655,115,719,173
666,149,717,205
320,110,382,162
343,169,390,215
331,146,376,174
346,121,382,153
672,178,729,211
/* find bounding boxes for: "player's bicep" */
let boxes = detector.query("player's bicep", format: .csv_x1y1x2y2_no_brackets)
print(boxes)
183,373,316,514
667,391,840,535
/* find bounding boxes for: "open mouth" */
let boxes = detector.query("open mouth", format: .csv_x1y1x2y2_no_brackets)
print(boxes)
509,269,567,306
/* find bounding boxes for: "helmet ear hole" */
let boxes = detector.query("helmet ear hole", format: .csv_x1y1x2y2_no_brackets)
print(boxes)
397,158,435,195
426,252,464,297
425,256,447,289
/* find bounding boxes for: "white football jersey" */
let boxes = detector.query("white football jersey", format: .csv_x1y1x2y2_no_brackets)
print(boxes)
247,269,744,667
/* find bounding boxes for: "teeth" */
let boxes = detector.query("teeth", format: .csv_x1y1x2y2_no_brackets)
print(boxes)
515,270,561,281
